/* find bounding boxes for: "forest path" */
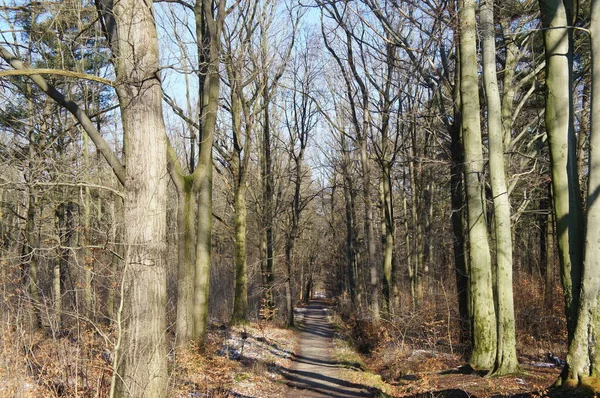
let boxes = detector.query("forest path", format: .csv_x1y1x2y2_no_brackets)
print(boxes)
283,300,374,397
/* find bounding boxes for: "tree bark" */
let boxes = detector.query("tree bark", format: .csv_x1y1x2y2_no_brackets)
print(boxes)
164,0,223,346
82,135,94,321
538,0,583,344
22,130,42,328
380,161,395,313
194,164,213,341
176,184,196,345
341,138,358,307
481,0,518,375
232,179,249,324
459,0,497,371
561,0,600,387
103,0,169,394
260,92,275,318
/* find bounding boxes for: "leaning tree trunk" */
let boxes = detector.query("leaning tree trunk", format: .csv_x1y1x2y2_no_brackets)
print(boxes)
538,0,584,344
481,0,518,375
458,0,497,371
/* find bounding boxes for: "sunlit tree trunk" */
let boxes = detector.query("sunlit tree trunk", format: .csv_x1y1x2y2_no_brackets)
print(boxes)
459,0,496,371
561,0,600,388
99,0,169,394
192,0,223,344
163,0,223,345
481,0,518,375
538,0,583,344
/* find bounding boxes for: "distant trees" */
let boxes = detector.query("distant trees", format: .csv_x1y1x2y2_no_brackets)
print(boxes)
4,0,600,394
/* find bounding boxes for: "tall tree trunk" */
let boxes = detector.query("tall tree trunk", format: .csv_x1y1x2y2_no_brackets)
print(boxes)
408,140,422,308
106,198,123,325
22,135,41,328
81,135,93,321
450,120,470,347
191,0,222,345
359,133,380,320
260,95,275,317
380,161,395,313
578,81,590,194
343,170,358,307
544,189,555,309
403,184,415,309
481,0,519,375
176,185,196,346
341,136,358,307
561,0,600,387
538,0,583,344
53,204,64,328
55,202,75,329
359,50,378,320
164,0,223,346
194,165,213,341
449,36,470,349
284,239,295,327
459,0,497,371
101,0,169,394
232,179,249,324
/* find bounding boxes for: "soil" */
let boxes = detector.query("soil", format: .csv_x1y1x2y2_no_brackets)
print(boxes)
283,300,374,397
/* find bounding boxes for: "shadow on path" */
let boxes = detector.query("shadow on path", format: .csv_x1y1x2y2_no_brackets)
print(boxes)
284,300,374,397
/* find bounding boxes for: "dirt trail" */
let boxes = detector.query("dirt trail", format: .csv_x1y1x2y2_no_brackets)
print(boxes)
283,300,373,397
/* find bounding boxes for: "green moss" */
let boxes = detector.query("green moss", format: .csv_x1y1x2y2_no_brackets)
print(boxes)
234,372,249,382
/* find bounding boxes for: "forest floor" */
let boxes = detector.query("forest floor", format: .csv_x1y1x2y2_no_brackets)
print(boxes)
1,300,564,397
282,300,562,398
171,299,563,397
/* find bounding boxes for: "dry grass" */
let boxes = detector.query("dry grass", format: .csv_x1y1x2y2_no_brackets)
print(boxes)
170,322,296,397
0,314,297,398
329,276,567,398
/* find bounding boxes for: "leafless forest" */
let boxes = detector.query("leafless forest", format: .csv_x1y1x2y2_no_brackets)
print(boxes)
1,0,599,396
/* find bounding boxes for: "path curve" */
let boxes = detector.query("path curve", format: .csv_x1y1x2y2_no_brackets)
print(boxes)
283,300,373,397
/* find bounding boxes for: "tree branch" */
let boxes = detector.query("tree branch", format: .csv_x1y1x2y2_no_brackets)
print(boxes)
0,68,114,86
0,45,126,186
